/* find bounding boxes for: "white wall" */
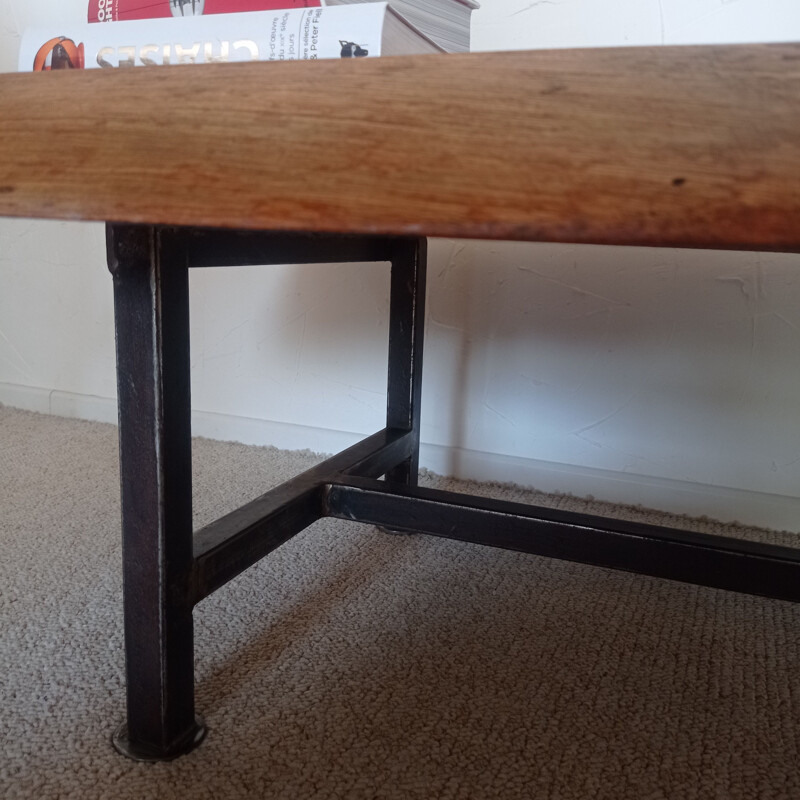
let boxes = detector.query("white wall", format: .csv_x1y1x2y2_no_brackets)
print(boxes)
2,0,800,530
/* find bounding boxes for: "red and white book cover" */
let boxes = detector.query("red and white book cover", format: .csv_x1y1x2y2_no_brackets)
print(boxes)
21,4,440,71
89,0,319,24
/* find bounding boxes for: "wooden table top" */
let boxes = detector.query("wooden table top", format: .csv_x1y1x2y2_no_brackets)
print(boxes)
1,43,798,251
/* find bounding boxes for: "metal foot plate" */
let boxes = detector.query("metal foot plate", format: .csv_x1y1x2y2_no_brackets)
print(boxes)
112,715,207,762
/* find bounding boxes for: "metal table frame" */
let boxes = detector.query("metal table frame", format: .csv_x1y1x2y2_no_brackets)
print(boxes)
107,223,800,761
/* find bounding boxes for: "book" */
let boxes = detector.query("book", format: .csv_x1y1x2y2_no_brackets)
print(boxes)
88,1,319,24
327,0,477,53
20,4,443,72
87,0,477,53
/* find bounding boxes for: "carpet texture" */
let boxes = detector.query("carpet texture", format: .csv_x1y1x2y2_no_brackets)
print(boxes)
1,404,799,799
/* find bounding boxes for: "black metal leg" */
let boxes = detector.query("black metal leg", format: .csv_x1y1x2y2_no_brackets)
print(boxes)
107,224,206,761
384,237,427,487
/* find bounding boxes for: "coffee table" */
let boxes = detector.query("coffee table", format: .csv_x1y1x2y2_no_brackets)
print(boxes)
2,43,799,760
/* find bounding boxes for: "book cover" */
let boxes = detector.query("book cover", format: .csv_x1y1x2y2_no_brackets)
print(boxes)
22,4,441,71
89,1,320,24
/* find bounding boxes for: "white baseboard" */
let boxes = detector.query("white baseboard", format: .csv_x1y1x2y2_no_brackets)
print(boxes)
418,444,800,534
0,382,120,424
2,381,798,533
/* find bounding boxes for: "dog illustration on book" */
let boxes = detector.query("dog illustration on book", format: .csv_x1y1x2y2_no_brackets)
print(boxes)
339,41,368,58
32,37,84,71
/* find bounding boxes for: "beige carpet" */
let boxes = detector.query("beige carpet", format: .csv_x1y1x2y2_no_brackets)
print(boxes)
2,404,799,799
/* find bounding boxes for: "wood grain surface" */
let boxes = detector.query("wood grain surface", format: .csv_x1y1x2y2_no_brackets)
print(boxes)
1,44,799,251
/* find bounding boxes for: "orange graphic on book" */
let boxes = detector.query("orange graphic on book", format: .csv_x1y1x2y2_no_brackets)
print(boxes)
33,37,85,71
